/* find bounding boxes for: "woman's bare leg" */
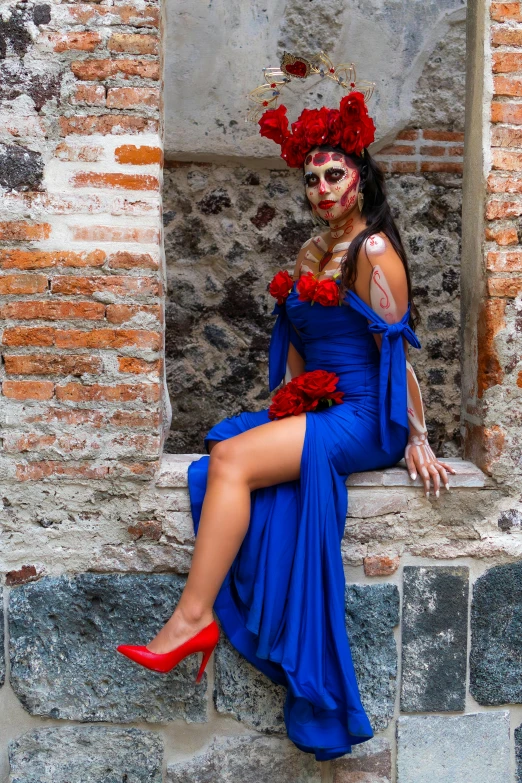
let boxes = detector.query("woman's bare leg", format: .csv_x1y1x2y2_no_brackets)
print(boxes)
146,414,306,653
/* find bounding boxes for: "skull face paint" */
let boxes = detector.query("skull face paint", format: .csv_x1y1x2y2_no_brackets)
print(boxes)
303,148,360,223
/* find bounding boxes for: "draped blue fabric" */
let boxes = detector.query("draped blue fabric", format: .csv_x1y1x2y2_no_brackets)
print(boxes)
268,300,305,391
345,290,421,453
187,280,421,761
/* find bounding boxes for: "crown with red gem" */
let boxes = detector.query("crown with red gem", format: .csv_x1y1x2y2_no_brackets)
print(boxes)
248,52,376,168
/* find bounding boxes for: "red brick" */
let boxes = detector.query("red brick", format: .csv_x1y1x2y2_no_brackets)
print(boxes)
5,565,41,586
118,356,162,374
493,53,522,73
0,249,106,269
107,251,158,270
388,161,418,173
494,75,522,97
2,380,54,400
114,145,163,166
0,301,105,320
60,116,159,136
378,144,416,156
493,149,522,170
2,327,56,346
128,519,162,540
488,173,522,192
71,225,159,243
363,555,400,577
487,277,522,296
518,370,522,387
51,275,159,297
108,460,159,479
0,274,48,294
4,354,101,376
491,25,522,46
491,101,522,125
107,87,159,109
396,129,418,140
71,172,159,191
55,328,161,350
71,84,106,107
491,126,522,149
16,461,109,481
106,304,161,323
485,226,519,245
463,423,506,475
0,222,51,241
487,250,522,270
420,145,446,156
55,382,160,402
66,5,159,27
108,33,158,55
486,199,522,218
54,142,104,162
109,410,160,427
24,409,105,427
491,3,522,22
4,433,57,453
71,59,160,81
477,299,506,397
420,162,464,173
423,129,465,142
50,31,101,52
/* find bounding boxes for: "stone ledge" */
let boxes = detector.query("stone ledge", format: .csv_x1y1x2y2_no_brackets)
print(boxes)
156,455,488,489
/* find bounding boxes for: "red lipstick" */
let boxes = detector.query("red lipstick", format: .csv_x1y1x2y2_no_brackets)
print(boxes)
318,200,336,209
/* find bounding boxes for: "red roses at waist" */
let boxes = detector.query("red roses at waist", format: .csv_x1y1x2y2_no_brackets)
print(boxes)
297,272,340,306
268,369,344,420
268,269,293,305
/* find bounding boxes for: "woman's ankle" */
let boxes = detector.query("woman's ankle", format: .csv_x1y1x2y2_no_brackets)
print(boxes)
175,601,213,628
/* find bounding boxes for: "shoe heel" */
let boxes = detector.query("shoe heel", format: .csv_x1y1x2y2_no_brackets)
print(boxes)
195,645,214,683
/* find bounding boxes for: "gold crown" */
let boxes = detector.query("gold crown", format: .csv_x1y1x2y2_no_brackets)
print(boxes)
247,51,375,123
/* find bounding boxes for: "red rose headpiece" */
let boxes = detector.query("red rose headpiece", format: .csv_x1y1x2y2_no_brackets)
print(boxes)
248,52,376,168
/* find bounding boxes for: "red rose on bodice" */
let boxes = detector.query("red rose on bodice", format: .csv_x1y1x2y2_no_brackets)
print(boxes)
293,369,342,402
296,272,340,306
268,269,294,305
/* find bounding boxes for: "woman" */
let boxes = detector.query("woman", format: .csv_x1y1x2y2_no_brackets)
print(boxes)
118,76,455,761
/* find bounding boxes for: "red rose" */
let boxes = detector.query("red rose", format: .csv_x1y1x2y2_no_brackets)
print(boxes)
294,369,341,400
268,382,306,420
339,91,376,156
296,271,319,302
294,107,331,150
259,105,290,146
326,108,342,148
281,135,306,168
313,278,340,306
268,269,294,305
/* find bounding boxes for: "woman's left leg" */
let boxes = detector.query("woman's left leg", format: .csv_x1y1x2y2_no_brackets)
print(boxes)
146,413,307,653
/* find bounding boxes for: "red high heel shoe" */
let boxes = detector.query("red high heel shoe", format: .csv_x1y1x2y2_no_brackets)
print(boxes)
117,619,220,683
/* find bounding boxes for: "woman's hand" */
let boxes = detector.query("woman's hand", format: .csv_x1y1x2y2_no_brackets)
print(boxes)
404,432,457,498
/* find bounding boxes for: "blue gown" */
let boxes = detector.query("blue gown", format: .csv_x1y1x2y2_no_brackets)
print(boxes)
187,280,420,761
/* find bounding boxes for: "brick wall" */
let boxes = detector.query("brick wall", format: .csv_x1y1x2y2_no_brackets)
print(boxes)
375,128,464,175
0,0,168,482
462,1,522,480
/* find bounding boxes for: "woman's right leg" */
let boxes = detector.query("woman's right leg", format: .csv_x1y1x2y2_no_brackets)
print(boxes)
146,413,306,653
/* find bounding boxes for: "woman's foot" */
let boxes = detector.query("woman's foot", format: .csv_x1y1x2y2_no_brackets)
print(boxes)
146,605,215,654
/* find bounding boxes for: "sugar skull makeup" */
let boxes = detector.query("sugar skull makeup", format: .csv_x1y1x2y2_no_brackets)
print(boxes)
303,150,360,222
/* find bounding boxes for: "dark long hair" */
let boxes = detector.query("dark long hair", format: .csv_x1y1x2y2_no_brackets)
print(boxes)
304,146,419,327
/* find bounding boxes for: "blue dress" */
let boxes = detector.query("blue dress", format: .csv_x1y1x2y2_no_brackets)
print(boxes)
187,280,420,761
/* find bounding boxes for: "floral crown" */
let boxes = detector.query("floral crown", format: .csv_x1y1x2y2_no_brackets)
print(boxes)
248,52,376,168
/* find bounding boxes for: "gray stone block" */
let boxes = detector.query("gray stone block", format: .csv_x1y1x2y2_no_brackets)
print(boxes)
401,566,469,712
167,735,321,782
331,737,391,782
515,723,522,783
470,561,522,705
214,632,286,733
396,712,511,783
345,584,400,731
8,727,163,783
9,574,207,722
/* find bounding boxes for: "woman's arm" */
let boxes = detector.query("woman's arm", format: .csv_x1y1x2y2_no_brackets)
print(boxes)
357,234,456,496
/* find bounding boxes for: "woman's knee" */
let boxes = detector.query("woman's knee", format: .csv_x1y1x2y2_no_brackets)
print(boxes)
208,439,246,482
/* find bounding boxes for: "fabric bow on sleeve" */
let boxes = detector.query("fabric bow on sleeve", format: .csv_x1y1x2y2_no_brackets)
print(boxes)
346,290,421,453
268,300,305,391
